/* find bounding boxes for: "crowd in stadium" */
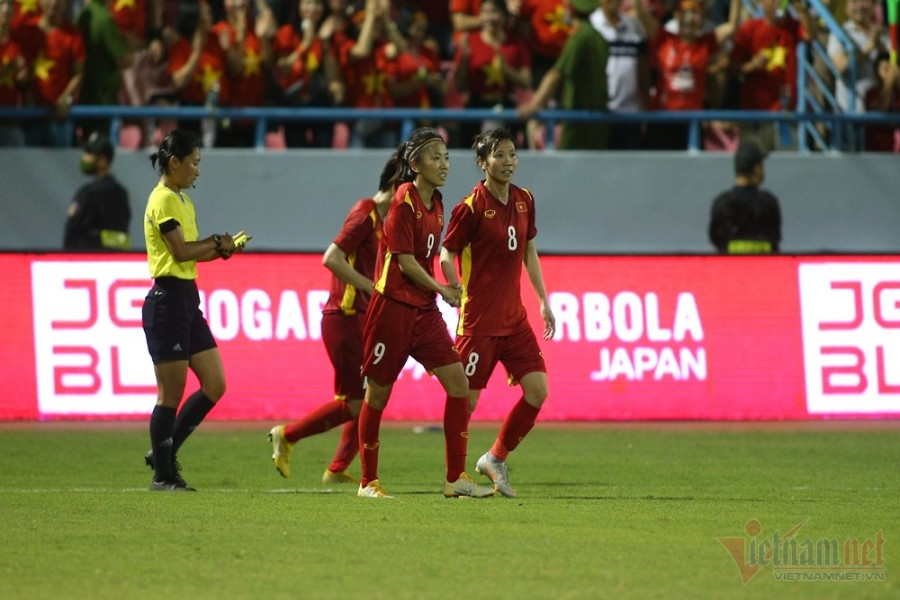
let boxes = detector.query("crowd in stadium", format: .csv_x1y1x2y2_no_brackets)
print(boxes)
0,0,897,151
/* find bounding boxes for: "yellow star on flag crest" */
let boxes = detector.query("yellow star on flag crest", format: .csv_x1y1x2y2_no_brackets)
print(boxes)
482,55,505,87
17,0,39,17
197,63,223,94
33,51,54,81
544,6,570,34
305,52,319,74
114,0,136,11
242,47,261,76
363,70,386,96
765,44,787,71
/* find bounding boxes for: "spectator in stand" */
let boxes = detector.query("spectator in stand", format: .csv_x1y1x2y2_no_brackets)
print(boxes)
167,1,227,143
635,0,739,149
76,0,133,139
272,0,344,147
212,0,276,147
319,0,357,48
396,0,452,59
450,0,484,40
15,0,84,147
863,51,900,152
453,0,531,147
517,0,609,149
510,0,573,149
828,0,890,112
828,0,890,149
589,0,651,149
730,0,815,151
388,8,446,116
708,139,781,254
334,0,406,148
0,0,29,146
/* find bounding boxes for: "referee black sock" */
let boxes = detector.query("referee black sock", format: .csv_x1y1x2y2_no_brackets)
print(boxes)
172,391,216,454
150,405,177,481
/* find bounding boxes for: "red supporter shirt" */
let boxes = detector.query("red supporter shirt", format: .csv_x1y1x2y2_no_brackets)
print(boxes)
323,197,384,315
389,46,442,108
336,37,394,108
373,182,445,308
272,24,331,99
455,30,530,100
167,35,228,105
111,0,146,42
442,181,537,337
651,29,719,110
520,0,571,59
449,0,481,16
212,21,267,106
0,39,25,106
11,0,40,31
15,22,84,106
731,16,802,111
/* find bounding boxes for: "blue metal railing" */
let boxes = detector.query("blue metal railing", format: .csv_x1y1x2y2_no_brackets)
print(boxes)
2,105,899,152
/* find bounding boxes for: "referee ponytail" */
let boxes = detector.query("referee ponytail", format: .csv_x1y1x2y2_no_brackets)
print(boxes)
150,129,201,176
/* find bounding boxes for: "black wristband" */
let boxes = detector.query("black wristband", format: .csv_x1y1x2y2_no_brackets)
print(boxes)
213,234,229,259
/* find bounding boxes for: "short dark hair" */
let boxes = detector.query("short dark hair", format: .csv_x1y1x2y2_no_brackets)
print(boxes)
83,132,114,162
734,140,767,176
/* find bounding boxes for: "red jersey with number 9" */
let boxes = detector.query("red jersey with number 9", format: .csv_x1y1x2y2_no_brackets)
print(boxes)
373,182,445,308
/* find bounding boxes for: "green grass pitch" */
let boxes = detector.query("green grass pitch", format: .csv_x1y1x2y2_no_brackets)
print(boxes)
1,421,897,600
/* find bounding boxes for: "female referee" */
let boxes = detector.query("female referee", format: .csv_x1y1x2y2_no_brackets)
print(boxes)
142,129,249,491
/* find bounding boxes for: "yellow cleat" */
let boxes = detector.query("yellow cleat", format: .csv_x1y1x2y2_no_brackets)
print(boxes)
357,479,393,498
268,425,292,478
443,472,496,498
322,469,359,485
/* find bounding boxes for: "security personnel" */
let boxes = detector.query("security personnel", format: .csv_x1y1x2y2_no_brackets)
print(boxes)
708,140,782,254
63,132,132,250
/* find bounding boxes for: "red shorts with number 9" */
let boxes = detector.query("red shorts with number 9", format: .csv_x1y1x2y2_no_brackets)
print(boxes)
456,327,546,390
362,293,460,385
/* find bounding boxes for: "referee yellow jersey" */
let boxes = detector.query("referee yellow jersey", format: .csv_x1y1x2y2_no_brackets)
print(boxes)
144,182,200,280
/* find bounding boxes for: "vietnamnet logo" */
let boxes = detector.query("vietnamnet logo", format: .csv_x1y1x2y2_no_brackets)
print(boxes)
718,518,886,583
550,291,706,382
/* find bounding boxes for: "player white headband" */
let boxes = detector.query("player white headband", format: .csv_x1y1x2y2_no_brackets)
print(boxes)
409,137,442,162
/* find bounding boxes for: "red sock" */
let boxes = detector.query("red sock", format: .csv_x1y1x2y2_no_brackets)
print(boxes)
327,419,359,473
358,403,383,487
284,401,352,443
491,397,540,461
444,395,469,482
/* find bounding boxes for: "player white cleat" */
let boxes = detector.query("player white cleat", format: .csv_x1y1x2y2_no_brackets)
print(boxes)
268,425,292,478
476,452,517,498
358,479,393,498
443,472,496,498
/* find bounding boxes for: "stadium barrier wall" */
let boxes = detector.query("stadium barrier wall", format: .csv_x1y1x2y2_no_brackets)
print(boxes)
3,252,898,421
3,148,900,254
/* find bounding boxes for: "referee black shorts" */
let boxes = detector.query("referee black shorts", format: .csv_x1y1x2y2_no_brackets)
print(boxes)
142,277,217,364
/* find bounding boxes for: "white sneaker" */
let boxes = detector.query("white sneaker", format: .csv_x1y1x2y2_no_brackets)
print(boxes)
443,472,496,498
357,479,393,498
476,452,517,498
268,425,292,478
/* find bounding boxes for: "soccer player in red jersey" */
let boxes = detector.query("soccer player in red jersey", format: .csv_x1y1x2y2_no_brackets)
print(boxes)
356,127,494,499
440,127,556,498
267,153,398,485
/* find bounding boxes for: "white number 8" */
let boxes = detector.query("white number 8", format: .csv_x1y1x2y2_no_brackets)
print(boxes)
464,352,480,377
507,226,517,251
